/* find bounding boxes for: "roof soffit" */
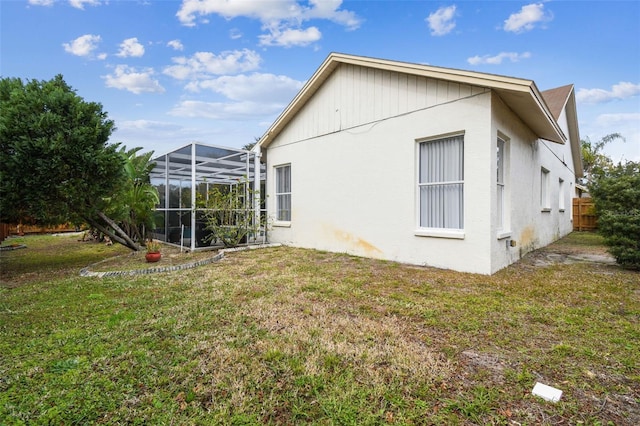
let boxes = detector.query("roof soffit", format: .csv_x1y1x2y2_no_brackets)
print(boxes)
565,88,584,177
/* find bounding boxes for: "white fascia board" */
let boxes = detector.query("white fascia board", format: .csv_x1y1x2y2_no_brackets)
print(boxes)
529,82,567,143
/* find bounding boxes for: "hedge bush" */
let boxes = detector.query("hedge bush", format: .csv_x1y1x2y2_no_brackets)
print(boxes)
589,161,640,270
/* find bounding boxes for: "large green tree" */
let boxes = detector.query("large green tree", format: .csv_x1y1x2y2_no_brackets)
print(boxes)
0,75,143,250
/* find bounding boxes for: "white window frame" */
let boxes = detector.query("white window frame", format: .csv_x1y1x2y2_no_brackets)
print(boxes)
274,164,291,224
558,178,565,212
496,135,511,239
415,133,465,239
541,167,551,212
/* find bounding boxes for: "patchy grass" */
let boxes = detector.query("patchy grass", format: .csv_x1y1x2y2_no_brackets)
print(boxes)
548,231,610,255
0,233,129,287
0,232,638,424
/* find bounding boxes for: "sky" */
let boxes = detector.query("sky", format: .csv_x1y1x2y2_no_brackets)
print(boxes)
1,0,639,162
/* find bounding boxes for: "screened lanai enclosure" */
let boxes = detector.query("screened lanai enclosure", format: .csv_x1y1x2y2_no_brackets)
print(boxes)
149,142,266,250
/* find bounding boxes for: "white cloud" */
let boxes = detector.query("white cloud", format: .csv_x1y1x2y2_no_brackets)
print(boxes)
169,100,283,120
595,112,640,126
577,82,640,104
504,3,552,33
163,49,261,80
167,39,184,51
117,120,184,138
467,51,531,65
62,34,105,58
176,0,360,48
103,65,165,94
173,72,303,125
229,28,243,39
185,73,304,103
116,37,145,58
30,0,102,8
177,0,292,26
588,114,640,162
69,0,101,10
259,26,321,47
426,5,457,36
111,120,228,156
305,0,360,29
177,0,360,28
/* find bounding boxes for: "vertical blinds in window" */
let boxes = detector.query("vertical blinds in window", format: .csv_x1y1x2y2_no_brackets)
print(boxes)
276,165,291,221
419,135,464,229
497,137,505,230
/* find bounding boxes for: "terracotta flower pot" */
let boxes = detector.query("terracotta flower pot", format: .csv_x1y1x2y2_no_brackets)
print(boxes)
145,252,161,263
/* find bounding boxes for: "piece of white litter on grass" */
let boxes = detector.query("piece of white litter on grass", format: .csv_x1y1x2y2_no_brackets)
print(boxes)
532,382,562,402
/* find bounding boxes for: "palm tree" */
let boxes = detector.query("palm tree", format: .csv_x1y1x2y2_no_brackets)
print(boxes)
106,147,160,244
580,133,625,185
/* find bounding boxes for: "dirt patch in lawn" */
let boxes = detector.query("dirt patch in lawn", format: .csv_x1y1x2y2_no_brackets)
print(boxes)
522,250,616,268
516,232,616,269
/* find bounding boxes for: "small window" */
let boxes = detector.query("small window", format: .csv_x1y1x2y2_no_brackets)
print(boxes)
541,168,550,211
559,178,565,212
418,134,464,230
275,164,291,222
497,137,506,230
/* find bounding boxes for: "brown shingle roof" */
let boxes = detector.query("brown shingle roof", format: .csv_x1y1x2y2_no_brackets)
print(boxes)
541,84,573,120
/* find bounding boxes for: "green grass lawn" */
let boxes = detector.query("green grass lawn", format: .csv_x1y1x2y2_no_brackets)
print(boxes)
1,232,638,424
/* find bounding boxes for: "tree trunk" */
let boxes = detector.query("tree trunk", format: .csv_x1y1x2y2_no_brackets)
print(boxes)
84,217,130,248
84,213,141,251
97,211,141,251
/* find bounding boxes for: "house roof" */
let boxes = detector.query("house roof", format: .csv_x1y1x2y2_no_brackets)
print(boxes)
541,84,573,120
258,53,568,149
542,84,583,177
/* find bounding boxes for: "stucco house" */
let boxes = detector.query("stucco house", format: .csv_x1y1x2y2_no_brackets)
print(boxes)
257,53,582,274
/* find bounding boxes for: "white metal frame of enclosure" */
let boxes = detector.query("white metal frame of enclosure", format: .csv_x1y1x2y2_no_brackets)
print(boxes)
150,142,265,250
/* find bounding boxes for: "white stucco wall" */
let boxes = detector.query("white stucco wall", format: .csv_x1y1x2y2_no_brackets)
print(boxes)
489,95,577,273
263,62,580,275
267,91,498,274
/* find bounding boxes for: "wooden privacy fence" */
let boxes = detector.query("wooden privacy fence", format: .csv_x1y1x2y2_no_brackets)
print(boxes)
573,198,597,231
0,223,9,244
0,223,77,242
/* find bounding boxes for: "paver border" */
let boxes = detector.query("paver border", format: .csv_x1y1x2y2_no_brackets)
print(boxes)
80,243,282,278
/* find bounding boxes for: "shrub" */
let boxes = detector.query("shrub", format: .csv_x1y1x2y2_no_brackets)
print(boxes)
197,180,263,248
145,240,162,253
589,161,640,269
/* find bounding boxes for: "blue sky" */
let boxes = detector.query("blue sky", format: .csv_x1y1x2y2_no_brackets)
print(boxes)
1,0,639,161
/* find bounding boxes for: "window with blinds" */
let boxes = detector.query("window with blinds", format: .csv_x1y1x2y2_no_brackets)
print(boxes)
275,164,291,222
418,135,464,230
497,137,505,230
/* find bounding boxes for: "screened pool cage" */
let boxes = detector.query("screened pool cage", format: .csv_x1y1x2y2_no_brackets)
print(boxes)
149,142,266,251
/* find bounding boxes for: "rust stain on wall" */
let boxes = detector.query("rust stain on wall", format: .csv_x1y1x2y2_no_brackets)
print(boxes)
520,226,535,247
519,226,537,258
327,226,382,256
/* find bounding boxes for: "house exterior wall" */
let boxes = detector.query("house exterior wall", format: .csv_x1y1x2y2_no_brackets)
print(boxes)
489,95,577,273
273,63,489,147
264,62,578,274
267,63,499,273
